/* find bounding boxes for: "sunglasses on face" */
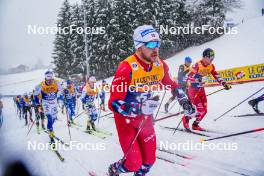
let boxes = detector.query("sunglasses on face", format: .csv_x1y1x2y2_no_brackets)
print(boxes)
209,55,214,61
144,41,161,49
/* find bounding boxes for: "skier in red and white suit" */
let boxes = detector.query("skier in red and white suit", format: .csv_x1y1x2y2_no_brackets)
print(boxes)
182,48,232,131
108,25,196,176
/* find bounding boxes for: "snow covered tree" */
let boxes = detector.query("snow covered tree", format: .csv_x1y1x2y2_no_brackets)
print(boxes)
52,0,74,79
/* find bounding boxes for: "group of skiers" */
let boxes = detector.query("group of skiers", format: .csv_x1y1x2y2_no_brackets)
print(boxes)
9,24,263,176
14,71,108,149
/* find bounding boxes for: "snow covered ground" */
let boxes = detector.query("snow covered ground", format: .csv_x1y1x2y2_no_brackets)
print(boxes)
1,1,264,176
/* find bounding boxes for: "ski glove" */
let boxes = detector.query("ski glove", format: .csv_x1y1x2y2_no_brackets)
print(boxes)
141,95,160,115
222,81,232,90
181,99,196,117
172,88,196,117
112,95,160,117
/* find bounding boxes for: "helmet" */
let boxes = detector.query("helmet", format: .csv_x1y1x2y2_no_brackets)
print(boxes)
89,76,96,83
203,48,215,58
185,56,192,63
45,70,54,80
102,79,106,84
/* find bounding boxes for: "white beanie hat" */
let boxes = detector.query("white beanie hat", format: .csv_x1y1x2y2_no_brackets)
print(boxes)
133,25,160,49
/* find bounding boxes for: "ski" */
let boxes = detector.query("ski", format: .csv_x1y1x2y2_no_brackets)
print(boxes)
88,171,109,176
94,128,112,136
232,113,264,117
44,130,70,147
157,155,187,167
158,148,192,160
52,149,65,162
160,125,211,137
71,122,83,127
84,130,107,139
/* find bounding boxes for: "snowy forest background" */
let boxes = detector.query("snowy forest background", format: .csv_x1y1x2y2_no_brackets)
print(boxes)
52,0,242,80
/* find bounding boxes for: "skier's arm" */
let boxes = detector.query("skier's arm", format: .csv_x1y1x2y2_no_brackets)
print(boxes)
34,84,42,105
210,64,223,84
211,65,231,90
108,61,131,115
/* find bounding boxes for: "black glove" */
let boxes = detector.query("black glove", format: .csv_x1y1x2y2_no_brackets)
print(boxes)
180,99,196,116
222,82,232,90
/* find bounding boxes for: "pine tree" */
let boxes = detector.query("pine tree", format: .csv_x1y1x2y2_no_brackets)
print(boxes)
52,0,74,79
71,4,86,77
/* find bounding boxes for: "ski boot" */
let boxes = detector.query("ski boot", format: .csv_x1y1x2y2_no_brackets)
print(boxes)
49,131,56,150
86,124,92,134
41,123,46,130
192,121,204,131
108,160,128,176
91,121,96,131
36,125,40,134
248,99,260,114
134,164,152,176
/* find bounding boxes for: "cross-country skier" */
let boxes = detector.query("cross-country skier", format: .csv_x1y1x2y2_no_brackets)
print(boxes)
108,25,196,176
34,70,62,148
99,80,107,112
182,48,232,131
22,93,33,125
15,95,21,117
63,80,77,125
164,56,192,113
248,93,264,114
31,90,45,131
16,95,24,119
81,76,99,133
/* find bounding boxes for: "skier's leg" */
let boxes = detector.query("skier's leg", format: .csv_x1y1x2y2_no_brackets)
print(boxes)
182,86,199,129
23,107,28,125
192,88,207,130
134,117,156,175
28,107,33,122
113,116,143,172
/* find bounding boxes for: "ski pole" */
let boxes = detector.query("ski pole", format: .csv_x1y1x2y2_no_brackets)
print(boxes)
26,118,36,136
206,87,225,97
64,96,72,140
100,112,112,118
168,100,177,112
74,110,87,120
154,111,184,122
97,95,101,125
172,106,183,135
214,87,264,121
154,90,166,120
122,116,148,163
201,128,264,142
